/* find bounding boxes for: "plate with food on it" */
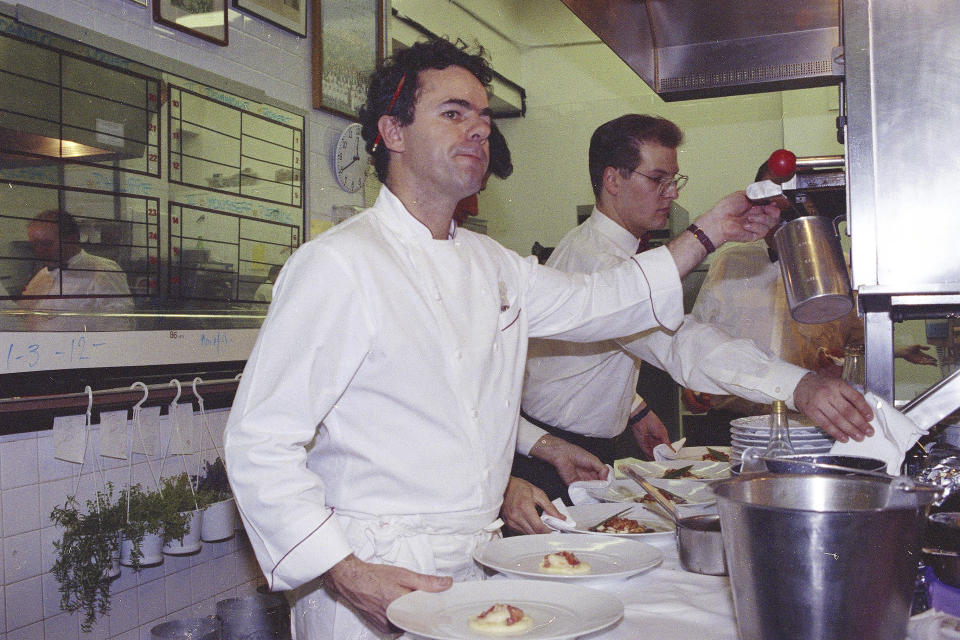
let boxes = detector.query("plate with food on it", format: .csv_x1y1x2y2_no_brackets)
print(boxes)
557,503,674,541
654,444,732,463
614,458,731,481
586,476,717,508
387,579,623,640
473,533,663,582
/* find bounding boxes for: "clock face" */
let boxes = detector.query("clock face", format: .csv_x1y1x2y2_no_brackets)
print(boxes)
335,123,370,193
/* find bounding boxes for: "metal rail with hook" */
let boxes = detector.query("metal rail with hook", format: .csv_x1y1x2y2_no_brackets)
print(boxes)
0,375,242,415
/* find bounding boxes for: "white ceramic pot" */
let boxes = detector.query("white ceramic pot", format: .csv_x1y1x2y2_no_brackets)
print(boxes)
202,497,238,542
121,531,164,567
163,509,203,555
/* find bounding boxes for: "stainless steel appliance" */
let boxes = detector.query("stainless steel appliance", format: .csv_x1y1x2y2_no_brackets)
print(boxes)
562,0,960,420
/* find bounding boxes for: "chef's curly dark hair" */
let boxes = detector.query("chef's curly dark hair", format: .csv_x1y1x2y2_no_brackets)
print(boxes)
359,38,492,183
588,115,683,198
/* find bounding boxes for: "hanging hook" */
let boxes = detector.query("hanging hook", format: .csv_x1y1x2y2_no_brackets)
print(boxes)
131,381,149,410
192,377,204,403
169,378,182,405
84,385,93,416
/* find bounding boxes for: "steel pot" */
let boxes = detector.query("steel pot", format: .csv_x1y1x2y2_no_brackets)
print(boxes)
774,215,853,324
676,514,727,576
713,473,938,640
924,547,960,587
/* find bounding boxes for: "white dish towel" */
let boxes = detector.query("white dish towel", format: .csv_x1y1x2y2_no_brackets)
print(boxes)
830,391,929,475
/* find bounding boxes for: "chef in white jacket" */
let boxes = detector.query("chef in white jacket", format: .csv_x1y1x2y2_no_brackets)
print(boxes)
224,39,787,639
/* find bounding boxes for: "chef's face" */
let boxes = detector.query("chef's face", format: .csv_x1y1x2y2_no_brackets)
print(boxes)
27,220,63,267
619,142,681,235
398,66,491,201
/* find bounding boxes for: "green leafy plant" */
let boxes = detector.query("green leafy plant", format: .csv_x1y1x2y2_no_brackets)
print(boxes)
50,483,124,632
196,457,233,503
160,472,208,513
120,483,189,568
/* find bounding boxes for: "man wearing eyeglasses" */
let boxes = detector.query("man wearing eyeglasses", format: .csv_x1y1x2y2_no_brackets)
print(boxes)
505,115,876,533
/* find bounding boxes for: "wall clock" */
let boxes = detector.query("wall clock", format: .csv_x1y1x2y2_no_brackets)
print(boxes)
334,122,370,193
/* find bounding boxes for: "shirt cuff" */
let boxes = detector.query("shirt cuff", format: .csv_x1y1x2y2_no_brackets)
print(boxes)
264,510,353,591
517,413,549,456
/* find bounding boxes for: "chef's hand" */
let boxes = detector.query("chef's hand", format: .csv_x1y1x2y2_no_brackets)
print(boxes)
530,434,607,484
694,191,781,248
630,408,670,459
895,344,937,366
793,371,874,443
681,387,713,414
324,554,452,633
501,476,558,535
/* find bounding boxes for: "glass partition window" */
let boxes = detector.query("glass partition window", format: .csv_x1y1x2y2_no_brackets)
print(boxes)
0,18,305,333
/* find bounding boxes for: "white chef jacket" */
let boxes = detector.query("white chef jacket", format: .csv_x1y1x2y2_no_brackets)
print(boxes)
518,209,810,452
224,187,685,596
19,249,134,331
689,239,861,414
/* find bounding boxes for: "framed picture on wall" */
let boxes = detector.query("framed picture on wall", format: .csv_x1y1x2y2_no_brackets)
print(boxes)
312,0,385,120
234,0,307,36
153,0,229,46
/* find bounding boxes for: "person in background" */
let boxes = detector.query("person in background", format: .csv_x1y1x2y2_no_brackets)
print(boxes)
683,162,936,434
504,115,878,534
18,209,133,331
452,120,513,226
253,263,283,303
223,39,789,640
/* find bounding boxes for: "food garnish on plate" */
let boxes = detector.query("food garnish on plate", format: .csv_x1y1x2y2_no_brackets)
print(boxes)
468,603,534,636
637,487,689,505
539,550,591,575
661,464,698,479
703,447,730,462
591,515,652,534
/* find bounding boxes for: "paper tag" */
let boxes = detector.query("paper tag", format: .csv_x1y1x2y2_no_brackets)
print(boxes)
53,414,87,464
168,403,197,455
131,406,161,456
98,410,128,459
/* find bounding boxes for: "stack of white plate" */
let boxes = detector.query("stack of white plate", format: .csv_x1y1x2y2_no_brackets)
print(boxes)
729,415,834,462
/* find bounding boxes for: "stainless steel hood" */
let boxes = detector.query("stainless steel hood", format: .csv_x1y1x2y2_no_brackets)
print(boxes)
560,0,843,101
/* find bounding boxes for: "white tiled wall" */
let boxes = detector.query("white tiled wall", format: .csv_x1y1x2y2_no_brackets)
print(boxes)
0,407,265,640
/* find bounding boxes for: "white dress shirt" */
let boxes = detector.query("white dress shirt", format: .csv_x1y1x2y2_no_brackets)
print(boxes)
19,249,133,330
518,210,810,452
224,188,686,596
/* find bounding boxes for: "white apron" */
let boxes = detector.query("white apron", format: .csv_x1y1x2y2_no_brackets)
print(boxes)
289,510,501,640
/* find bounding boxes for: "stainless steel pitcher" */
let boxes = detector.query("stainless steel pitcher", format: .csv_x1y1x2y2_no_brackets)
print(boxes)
774,215,853,324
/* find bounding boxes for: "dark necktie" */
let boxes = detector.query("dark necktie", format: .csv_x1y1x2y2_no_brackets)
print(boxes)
636,232,652,254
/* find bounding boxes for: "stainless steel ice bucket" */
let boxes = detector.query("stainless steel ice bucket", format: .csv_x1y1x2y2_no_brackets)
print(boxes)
774,216,853,324
712,474,936,640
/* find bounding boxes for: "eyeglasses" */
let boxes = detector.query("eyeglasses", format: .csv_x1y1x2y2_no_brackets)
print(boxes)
631,169,688,195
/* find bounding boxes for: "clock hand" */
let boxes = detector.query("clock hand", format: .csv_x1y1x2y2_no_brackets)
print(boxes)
341,156,359,171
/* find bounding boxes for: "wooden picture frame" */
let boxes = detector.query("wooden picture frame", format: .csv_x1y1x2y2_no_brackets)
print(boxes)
234,0,307,37
153,0,229,47
312,0,385,120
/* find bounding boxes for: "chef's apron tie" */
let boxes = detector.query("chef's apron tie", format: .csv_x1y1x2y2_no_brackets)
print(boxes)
290,510,501,640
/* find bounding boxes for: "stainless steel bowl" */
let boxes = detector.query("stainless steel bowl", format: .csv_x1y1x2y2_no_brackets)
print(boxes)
762,454,887,475
676,514,727,576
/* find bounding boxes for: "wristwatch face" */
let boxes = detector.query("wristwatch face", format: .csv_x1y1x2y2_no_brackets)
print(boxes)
335,123,369,193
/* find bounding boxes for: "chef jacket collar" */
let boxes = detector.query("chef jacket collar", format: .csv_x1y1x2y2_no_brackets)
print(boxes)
375,185,458,241
589,207,647,256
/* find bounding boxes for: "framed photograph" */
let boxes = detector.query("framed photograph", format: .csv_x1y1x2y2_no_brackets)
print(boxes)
153,0,229,46
234,0,307,37
312,0,385,120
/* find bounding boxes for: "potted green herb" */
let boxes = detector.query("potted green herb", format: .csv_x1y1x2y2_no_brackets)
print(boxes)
50,482,124,632
197,457,239,542
159,472,205,555
119,483,189,569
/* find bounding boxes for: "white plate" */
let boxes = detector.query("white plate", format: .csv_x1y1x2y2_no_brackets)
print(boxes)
729,415,818,430
587,477,716,506
614,459,730,481
561,503,674,541
473,533,663,582
386,579,623,640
